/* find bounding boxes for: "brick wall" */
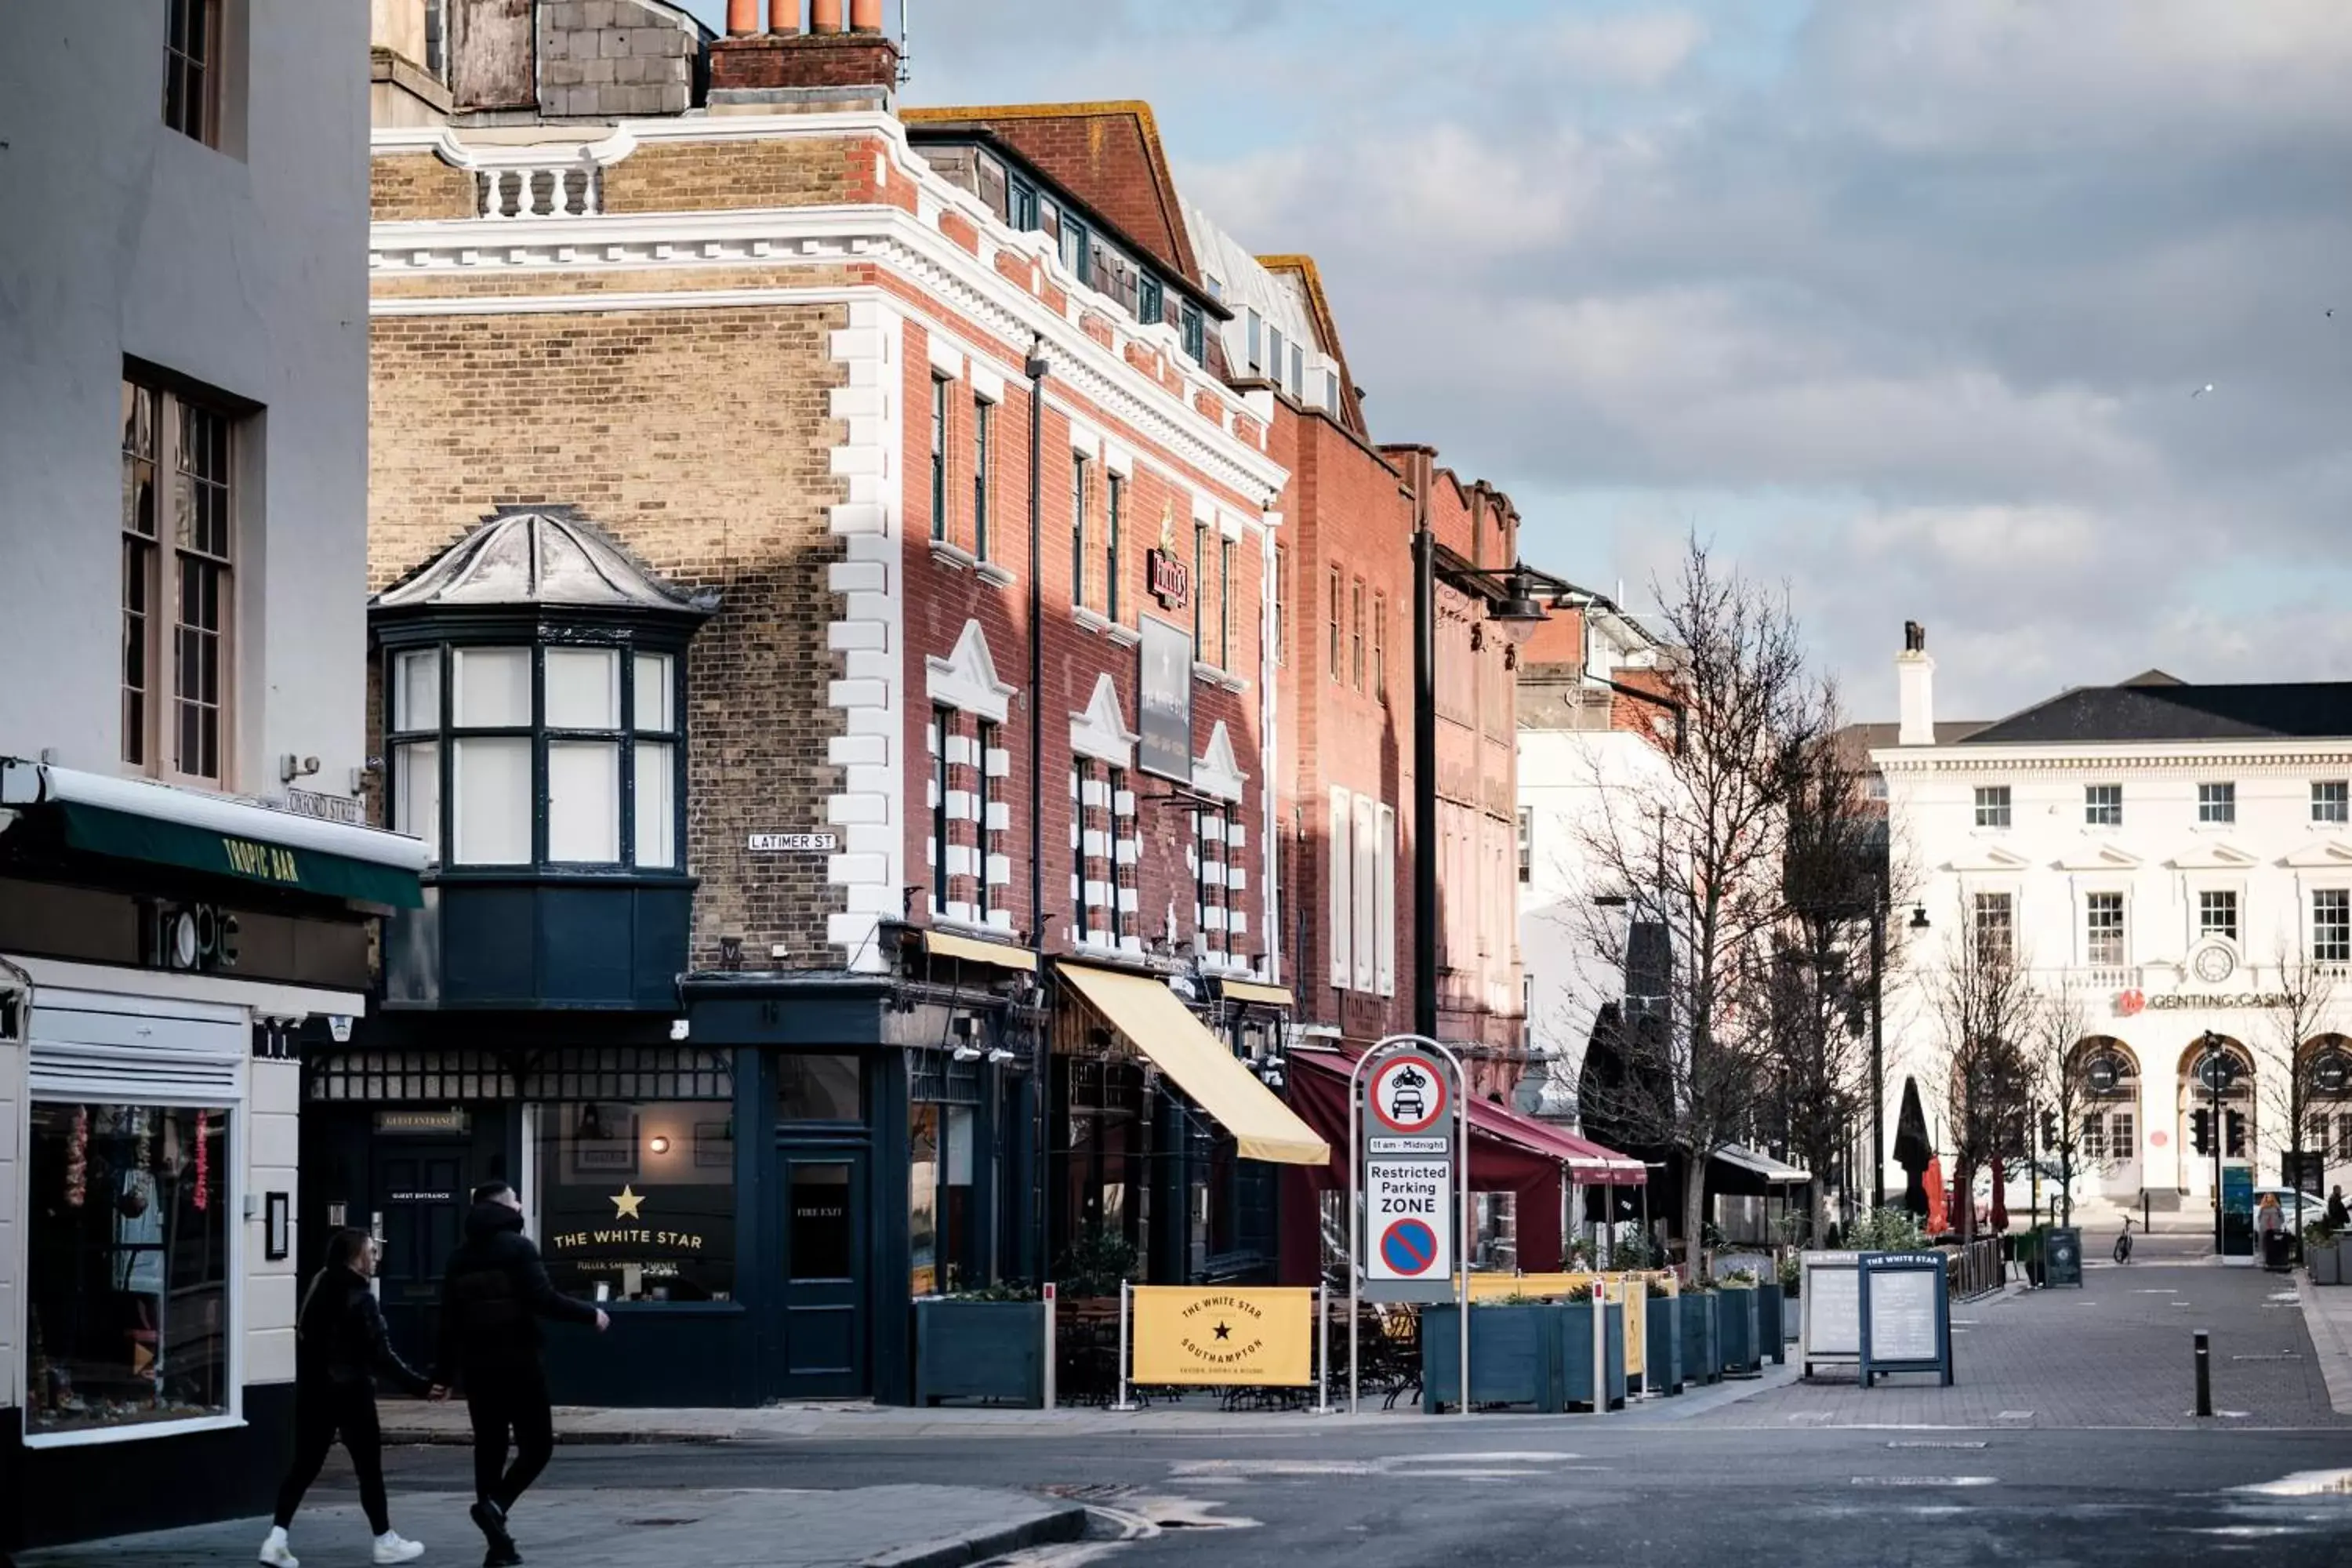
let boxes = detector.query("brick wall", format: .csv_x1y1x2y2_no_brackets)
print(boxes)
602,137,866,214
372,153,475,222
369,300,852,967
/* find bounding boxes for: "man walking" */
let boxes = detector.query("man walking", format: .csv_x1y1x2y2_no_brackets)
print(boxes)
435,1181,608,1566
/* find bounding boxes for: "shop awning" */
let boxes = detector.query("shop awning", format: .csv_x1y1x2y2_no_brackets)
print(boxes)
924,929,1039,971
1713,1143,1812,1186
0,758,426,909
1056,961,1329,1166
1285,1049,1646,1185
1217,978,1294,1007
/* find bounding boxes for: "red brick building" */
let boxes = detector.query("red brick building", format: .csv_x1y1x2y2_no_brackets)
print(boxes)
349,0,1322,1408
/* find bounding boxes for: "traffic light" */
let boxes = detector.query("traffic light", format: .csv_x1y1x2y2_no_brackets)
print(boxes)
2191,1109,2212,1155
2226,1109,2247,1158
2041,1111,2059,1152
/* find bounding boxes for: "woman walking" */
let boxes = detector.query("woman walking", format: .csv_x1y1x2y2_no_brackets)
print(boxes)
260,1229,430,1566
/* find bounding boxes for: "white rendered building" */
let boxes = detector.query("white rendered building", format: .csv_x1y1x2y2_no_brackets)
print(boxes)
1874,630,2352,1225
0,2,421,1547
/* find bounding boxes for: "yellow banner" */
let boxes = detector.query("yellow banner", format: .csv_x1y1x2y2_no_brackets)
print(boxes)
1131,1287,1316,1386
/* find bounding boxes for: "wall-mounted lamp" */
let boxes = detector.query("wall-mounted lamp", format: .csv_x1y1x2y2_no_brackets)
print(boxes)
985,1047,1017,1065
648,1134,671,1156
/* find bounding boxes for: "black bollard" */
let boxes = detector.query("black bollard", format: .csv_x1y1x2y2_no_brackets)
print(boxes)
2194,1329,2212,1418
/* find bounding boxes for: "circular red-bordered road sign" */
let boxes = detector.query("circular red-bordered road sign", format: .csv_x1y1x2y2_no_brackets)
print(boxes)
1369,1053,1449,1136
1378,1217,1441,1276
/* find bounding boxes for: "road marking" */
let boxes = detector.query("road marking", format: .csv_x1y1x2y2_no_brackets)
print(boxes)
1995,1410,2034,1421
2231,1469,2352,1497
1886,1440,1988,1450
2230,1352,2300,1362
1852,1476,1997,1488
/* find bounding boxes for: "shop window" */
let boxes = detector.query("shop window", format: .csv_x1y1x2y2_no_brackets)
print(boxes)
910,1102,978,1295
1472,1191,1518,1272
535,1101,735,1303
778,1054,861,1121
387,642,684,872
25,1102,231,1436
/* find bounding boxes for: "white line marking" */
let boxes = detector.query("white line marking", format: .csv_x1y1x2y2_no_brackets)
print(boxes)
1852,1476,1997,1488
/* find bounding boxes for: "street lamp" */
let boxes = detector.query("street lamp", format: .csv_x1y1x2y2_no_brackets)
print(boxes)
2199,1029,2233,1256
1871,898,1931,1213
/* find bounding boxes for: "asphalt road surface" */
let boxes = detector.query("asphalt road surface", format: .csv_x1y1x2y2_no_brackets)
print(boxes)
363,1421,2352,1568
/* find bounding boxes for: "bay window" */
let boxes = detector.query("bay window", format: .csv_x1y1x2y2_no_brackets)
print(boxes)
386,640,687,873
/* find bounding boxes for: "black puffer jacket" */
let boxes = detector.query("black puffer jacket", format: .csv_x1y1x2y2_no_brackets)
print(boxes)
297,1265,432,1396
435,1201,600,1383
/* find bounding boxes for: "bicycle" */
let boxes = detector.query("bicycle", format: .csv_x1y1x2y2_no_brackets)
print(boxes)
2113,1217,2134,1265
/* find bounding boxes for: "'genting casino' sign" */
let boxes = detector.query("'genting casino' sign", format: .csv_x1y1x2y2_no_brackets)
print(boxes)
2117,989,2291,1014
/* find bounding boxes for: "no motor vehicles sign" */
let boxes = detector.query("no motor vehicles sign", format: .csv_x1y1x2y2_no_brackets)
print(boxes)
1365,1159,1454,1283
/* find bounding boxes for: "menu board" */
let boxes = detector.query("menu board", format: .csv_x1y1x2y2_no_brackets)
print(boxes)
1800,1251,1860,1361
1864,1266,1940,1364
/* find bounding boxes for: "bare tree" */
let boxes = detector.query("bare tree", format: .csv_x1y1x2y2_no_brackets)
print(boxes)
1932,895,2037,1241
1573,539,1829,1281
2254,935,2339,1242
2026,971,2094,1229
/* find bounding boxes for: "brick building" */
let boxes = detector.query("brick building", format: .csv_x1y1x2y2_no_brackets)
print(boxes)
343,0,1327,1406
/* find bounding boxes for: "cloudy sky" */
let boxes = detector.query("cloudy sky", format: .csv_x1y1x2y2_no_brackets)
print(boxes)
683,1,2352,723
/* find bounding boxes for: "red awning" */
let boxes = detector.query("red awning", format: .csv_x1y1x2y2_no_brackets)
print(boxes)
1286,1048,1646,1185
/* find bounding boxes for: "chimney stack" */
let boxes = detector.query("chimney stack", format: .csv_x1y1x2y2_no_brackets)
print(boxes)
710,0,900,111
1896,621,1936,746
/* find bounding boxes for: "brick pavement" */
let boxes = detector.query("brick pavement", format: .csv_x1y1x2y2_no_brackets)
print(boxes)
18,1485,1085,1568
1699,1258,2347,1430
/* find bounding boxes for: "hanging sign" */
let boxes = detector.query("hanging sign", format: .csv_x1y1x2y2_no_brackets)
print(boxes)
1129,1287,1314,1385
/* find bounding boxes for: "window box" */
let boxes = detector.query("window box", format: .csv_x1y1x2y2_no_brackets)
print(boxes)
913,1298,1047,1406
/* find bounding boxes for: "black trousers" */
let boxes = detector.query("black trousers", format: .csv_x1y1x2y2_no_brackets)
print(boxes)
466,1359,556,1513
274,1381,392,1535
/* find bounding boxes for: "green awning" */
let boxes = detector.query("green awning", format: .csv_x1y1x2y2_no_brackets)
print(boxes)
53,801,425,908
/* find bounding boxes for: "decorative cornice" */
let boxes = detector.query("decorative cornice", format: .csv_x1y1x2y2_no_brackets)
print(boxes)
1878,742,2352,776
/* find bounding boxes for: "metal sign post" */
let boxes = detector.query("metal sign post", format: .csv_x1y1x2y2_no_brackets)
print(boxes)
1042,1281,1058,1410
1349,1033,1470,1416
1112,1279,1138,1412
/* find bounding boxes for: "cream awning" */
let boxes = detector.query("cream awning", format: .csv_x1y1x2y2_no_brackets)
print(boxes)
1058,962,1328,1166
924,929,1039,972
1218,979,1294,1007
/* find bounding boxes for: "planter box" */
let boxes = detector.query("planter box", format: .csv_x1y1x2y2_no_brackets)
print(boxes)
1644,1292,1684,1396
1756,1283,1787,1366
2316,1240,2344,1287
1679,1293,1722,1386
1421,1304,1562,1414
914,1300,1046,1406
1717,1286,1762,1377
1559,1300,1628,1412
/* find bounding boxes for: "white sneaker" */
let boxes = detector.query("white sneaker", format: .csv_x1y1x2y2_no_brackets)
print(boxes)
257,1530,299,1567
372,1531,426,1564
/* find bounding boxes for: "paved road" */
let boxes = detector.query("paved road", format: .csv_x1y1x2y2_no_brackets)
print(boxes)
43,1247,2352,1566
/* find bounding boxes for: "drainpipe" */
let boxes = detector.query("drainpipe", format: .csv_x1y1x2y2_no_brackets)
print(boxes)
1413,488,1438,1042
1025,339,1051,1282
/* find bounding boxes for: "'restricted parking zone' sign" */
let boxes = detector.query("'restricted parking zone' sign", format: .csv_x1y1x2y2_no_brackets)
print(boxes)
1359,1047,1460,1303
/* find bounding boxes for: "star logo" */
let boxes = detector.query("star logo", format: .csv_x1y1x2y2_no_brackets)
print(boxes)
1212,1320,1232,1341
611,1185,645,1220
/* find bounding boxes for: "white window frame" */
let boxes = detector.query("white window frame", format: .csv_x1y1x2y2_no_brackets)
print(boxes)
2314,887,2352,966
2084,890,2128,969
121,376,241,789
1352,793,1377,993
1327,788,1352,989
2198,782,2237,826
1374,802,1397,997
1973,786,2012,829
2315,780,2350,826
2084,782,2122,827
2196,886,2241,946
22,989,249,1450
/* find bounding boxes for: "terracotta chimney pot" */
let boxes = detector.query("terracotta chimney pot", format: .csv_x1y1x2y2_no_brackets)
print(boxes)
849,0,883,31
725,0,759,35
811,0,844,31
768,0,800,32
